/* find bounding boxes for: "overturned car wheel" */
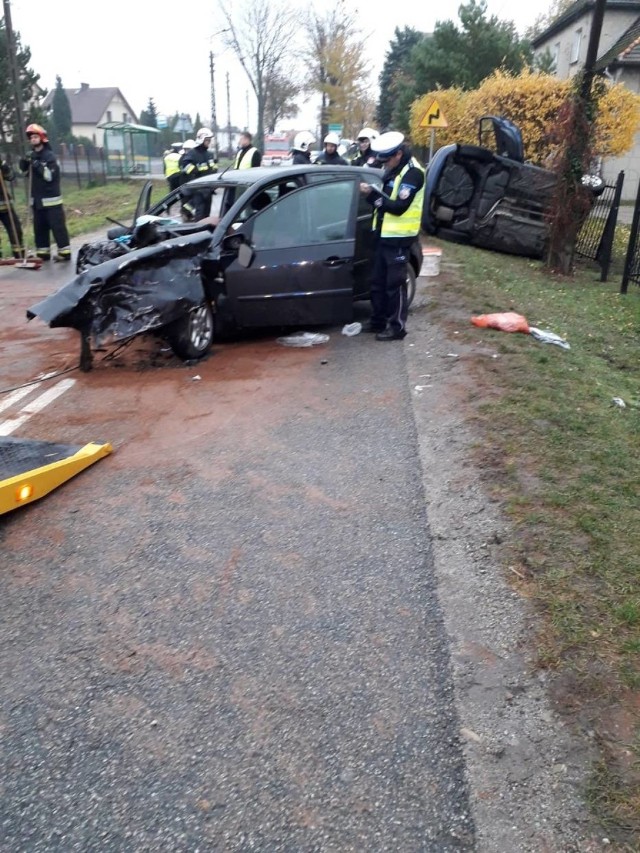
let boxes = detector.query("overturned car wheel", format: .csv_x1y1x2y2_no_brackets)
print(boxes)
166,301,214,361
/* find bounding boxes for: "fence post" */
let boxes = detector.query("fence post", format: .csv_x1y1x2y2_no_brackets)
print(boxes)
596,170,624,282
72,145,82,190
620,175,640,294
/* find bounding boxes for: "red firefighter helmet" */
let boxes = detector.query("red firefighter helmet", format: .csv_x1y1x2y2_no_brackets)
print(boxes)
26,123,49,143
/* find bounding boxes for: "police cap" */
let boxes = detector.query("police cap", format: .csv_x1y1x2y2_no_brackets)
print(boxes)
371,131,405,162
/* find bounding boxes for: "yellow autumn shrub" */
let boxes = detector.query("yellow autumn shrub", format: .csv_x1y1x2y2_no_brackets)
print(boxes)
410,69,640,164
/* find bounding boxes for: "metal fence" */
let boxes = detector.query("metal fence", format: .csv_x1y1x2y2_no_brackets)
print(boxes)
620,175,640,294
575,170,624,282
57,148,109,188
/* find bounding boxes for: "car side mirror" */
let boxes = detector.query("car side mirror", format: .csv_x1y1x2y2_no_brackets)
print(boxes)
238,242,254,268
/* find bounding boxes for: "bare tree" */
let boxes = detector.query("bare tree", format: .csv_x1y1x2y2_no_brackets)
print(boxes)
217,0,301,150
264,70,301,133
302,3,372,140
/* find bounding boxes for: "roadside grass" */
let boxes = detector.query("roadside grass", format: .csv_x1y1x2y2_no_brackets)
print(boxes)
431,238,640,845
8,178,167,244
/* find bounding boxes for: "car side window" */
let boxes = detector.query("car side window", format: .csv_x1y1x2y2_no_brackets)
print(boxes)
250,180,355,250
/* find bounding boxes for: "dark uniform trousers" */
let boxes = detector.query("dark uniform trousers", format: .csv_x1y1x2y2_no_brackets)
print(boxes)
0,208,24,257
370,239,411,336
33,205,70,260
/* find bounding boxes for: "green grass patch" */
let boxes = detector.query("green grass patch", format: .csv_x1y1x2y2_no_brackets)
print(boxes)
8,178,168,242
432,237,640,842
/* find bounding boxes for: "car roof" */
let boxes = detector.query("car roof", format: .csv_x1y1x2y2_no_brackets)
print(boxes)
189,164,380,188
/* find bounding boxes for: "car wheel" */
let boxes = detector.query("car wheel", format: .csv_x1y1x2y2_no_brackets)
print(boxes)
166,301,214,360
406,264,417,308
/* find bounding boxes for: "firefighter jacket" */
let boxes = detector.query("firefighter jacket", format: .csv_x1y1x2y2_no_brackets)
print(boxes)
0,160,16,212
368,152,425,244
179,144,216,182
234,146,261,169
315,149,348,166
351,145,381,168
19,144,64,210
291,150,312,165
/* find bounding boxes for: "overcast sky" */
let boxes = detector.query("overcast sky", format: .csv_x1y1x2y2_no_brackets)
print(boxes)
9,0,553,134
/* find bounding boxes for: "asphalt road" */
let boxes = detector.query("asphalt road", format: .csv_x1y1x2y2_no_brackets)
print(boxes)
0,253,473,850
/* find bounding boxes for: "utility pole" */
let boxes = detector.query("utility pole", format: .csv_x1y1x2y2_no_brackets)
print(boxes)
226,72,232,156
3,0,26,156
209,51,220,163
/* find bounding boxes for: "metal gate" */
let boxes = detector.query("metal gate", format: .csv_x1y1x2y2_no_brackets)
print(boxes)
575,170,624,282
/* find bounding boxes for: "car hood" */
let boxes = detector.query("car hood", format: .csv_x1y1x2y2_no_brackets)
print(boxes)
27,231,213,345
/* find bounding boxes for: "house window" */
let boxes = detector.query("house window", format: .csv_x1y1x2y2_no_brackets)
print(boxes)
570,29,582,64
106,110,112,122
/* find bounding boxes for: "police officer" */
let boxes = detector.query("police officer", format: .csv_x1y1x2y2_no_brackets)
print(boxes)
359,131,424,340
234,132,262,169
351,127,380,168
315,132,348,166
19,124,71,262
0,157,24,258
179,128,217,219
163,141,183,190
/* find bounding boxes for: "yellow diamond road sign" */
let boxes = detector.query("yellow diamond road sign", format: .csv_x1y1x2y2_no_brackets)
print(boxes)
419,100,448,129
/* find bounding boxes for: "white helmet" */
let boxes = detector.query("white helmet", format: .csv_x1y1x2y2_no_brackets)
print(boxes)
357,126,379,142
196,127,213,144
171,141,183,150
292,130,315,153
324,132,340,146
183,138,196,149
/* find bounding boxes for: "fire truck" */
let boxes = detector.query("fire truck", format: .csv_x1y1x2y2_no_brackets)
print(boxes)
262,132,293,166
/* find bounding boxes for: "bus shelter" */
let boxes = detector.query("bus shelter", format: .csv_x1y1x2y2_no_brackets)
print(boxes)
98,121,160,176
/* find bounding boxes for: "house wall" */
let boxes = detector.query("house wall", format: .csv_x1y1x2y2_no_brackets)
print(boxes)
534,10,640,200
71,93,135,147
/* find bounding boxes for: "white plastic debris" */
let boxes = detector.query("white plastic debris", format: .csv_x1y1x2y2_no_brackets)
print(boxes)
612,397,626,408
341,322,362,336
191,375,202,381
276,332,330,348
529,327,570,350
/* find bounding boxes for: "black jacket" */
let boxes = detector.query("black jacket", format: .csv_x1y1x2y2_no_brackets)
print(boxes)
315,149,348,166
291,150,312,165
19,143,63,208
351,145,380,168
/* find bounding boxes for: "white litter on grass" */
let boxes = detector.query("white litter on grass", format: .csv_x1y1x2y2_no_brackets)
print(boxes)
612,397,626,408
276,332,330,348
529,327,570,349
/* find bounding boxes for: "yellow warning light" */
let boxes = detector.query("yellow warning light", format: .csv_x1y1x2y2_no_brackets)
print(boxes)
16,484,34,502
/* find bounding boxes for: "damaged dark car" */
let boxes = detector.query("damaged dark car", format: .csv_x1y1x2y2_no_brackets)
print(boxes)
27,165,422,367
422,115,604,258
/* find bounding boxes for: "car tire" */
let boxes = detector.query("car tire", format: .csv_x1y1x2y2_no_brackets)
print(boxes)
166,301,214,360
406,264,417,308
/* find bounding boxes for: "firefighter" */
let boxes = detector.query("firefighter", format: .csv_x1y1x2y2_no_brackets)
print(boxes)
163,141,183,190
359,131,425,340
0,157,24,258
234,132,262,169
19,124,71,262
351,126,381,168
315,132,348,166
291,131,315,165
179,129,217,220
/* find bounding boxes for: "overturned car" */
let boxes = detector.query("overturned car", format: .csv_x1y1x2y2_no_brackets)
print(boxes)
422,115,603,258
27,166,422,368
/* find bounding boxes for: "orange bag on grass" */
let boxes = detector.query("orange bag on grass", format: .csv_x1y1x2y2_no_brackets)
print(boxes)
471,312,530,334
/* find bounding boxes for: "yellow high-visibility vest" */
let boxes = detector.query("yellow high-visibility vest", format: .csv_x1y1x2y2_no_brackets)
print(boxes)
234,147,259,169
376,158,425,239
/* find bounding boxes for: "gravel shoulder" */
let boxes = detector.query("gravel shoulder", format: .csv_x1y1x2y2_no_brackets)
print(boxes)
406,267,609,852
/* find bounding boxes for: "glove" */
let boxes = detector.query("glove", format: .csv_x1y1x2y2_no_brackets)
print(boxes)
42,165,53,181
19,156,30,173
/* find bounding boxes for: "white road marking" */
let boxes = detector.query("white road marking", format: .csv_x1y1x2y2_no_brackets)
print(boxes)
0,378,76,436
0,372,56,416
